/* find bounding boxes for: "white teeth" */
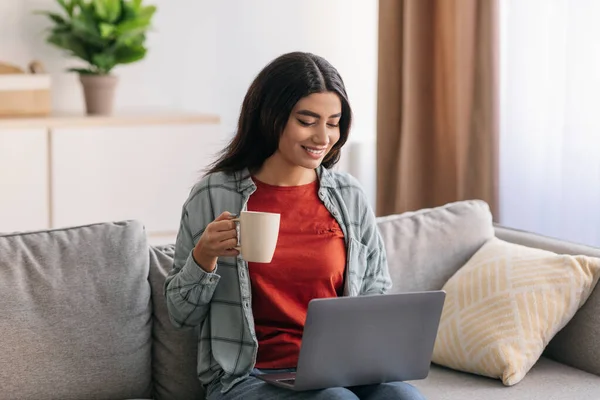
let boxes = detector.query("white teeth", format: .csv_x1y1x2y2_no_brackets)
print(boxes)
304,146,325,154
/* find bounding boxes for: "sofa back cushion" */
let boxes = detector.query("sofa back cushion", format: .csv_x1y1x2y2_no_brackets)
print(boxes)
495,225,600,377
149,244,205,400
0,221,152,400
376,199,495,293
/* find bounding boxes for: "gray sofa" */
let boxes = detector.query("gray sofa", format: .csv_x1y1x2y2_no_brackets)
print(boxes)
1,200,599,399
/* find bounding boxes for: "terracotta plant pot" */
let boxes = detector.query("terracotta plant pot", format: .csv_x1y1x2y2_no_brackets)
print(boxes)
79,74,118,115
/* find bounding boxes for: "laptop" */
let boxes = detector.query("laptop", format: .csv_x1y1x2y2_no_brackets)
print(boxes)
256,290,446,391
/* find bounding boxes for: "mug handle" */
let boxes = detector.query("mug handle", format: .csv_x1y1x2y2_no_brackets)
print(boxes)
231,217,241,252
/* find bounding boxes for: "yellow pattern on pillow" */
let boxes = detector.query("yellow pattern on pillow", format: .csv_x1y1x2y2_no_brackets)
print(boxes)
432,237,600,386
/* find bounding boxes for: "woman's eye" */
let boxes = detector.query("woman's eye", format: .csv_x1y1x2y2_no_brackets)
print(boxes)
298,119,314,127
327,123,339,128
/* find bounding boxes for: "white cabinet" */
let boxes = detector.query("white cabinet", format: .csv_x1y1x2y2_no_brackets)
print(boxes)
52,124,223,242
0,129,49,233
0,113,220,244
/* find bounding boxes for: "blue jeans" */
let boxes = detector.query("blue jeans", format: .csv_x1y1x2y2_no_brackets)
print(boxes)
206,369,426,400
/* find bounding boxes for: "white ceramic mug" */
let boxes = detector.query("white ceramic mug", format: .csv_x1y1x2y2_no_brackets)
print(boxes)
233,211,280,263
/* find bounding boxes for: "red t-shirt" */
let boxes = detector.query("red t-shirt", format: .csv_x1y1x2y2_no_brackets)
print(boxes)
247,177,347,369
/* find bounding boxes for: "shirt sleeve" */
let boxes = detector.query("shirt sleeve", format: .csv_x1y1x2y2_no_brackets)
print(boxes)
164,205,221,328
358,190,393,295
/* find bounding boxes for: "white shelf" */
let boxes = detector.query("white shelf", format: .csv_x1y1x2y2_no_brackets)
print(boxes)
0,111,220,129
0,111,222,235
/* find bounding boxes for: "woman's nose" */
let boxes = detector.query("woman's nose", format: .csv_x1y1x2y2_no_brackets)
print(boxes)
312,124,329,145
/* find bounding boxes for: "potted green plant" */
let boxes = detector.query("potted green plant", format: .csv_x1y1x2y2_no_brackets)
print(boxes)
37,0,156,115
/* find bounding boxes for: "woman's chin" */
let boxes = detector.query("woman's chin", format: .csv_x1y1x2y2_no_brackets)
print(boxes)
297,159,324,170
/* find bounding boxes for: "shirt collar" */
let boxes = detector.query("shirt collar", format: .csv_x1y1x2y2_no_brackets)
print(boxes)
316,165,336,188
234,165,336,193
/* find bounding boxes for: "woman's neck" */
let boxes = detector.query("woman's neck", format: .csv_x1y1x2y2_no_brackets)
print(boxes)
253,155,317,186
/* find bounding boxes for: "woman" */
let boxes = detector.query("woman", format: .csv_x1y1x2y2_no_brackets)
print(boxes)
165,52,425,400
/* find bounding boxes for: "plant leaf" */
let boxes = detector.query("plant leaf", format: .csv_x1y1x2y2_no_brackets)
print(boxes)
99,22,116,38
68,67,97,74
56,0,75,17
105,0,122,22
92,53,116,73
78,2,100,30
71,4,105,46
114,44,146,64
121,1,136,21
93,0,109,20
116,17,151,33
56,0,68,11
115,18,150,44
138,5,156,20
47,32,90,62
34,11,67,25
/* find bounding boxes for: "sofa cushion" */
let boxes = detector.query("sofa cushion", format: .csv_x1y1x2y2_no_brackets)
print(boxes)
496,225,600,377
432,237,600,386
0,221,152,400
411,357,600,400
376,199,495,292
149,244,205,400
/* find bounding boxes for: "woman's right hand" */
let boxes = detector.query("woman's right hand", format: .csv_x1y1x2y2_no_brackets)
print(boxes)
192,212,239,272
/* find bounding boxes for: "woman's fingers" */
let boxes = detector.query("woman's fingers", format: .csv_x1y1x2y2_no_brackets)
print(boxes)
211,219,237,232
211,228,238,244
219,238,239,250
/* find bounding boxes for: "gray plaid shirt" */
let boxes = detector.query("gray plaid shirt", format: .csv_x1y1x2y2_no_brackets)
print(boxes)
164,166,392,393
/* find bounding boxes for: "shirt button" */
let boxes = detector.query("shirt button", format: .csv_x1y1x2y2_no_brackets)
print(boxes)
244,301,249,308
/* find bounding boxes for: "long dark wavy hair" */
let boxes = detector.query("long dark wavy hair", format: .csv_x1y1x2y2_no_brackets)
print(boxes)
206,52,352,175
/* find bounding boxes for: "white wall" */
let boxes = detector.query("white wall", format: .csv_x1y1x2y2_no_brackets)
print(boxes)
1,0,379,204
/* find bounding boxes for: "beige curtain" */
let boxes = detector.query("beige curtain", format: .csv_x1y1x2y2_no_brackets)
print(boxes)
376,0,499,220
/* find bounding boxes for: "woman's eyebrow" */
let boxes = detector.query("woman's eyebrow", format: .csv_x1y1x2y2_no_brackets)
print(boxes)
296,110,342,118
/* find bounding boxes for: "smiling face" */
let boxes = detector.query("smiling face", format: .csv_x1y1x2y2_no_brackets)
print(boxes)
277,91,342,171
